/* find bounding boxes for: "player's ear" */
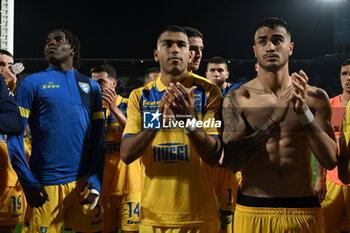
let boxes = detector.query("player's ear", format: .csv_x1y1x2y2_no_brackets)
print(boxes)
289,42,294,56
188,50,194,63
253,45,257,58
154,49,159,62
70,46,75,56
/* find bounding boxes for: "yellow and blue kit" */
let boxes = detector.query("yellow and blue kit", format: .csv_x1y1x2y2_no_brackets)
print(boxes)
0,133,31,225
0,73,30,225
0,74,23,135
221,81,245,97
216,81,245,233
102,95,141,196
7,67,105,193
123,73,222,227
101,96,141,232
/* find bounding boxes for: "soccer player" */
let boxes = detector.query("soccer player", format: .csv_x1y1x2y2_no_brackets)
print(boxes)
121,25,222,232
222,18,337,233
7,29,106,233
90,64,141,233
206,56,246,99
205,55,244,232
0,57,23,135
318,59,350,233
0,49,28,233
206,56,232,95
182,26,204,72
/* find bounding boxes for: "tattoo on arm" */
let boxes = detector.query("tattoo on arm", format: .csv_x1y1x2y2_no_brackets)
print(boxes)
222,91,277,170
222,91,240,141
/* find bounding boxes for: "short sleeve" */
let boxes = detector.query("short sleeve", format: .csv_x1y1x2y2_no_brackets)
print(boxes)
123,89,142,137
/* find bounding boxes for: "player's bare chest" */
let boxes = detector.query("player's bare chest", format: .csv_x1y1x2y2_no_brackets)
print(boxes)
242,95,301,132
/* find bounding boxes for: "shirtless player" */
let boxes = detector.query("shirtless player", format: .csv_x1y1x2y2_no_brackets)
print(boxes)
222,18,337,233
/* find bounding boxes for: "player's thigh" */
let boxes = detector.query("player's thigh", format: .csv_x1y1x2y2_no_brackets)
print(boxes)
321,180,345,233
0,186,26,227
64,189,103,233
22,184,68,233
120,192,140,232
101,195,122,233
139,222,218,233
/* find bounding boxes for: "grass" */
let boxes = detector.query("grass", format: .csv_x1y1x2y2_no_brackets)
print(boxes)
14,223,122,233
14,223,76,233
312,154,317,185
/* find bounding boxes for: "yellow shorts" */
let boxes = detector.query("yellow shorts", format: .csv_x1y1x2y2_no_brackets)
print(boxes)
23,179,103,233
321,179,350,233
102,192,140,232
216,170,241,233
234,190,325,233
215,168,237,211
0,185,26,226
139,222,218,233
234,204,325,233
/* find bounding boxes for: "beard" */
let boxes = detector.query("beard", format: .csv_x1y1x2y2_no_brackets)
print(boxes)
259,58,288,72
165,64,186,76
189,61,200,71
45,52,70,67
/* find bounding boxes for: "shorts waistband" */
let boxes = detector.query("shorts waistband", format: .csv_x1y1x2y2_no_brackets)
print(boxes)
237,189,321,208
235,204,323,216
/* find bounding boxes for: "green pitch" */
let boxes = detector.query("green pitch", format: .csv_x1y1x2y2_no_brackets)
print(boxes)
14,224,77,233
14,224,122,233
312,154,317,185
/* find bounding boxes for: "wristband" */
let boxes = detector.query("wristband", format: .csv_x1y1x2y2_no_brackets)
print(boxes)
184,117,197,134
298,107,314,126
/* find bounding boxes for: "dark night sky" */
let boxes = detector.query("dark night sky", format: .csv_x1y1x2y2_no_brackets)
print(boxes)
13,0,338,60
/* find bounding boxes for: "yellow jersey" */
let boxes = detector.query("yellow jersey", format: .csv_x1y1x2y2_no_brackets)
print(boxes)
102,95,141,196
0,133,31,187
123,73,222,226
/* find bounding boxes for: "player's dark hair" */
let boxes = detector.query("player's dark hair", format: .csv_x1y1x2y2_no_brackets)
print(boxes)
0,49,13,58
255,17,291,40
182,26,203,41
156,25,188,45
90,64,117,80
207,56,228,71
341,58,350,69
145,67,160,78
45,29,81,68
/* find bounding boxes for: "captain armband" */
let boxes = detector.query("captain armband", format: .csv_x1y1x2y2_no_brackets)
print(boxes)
298,107,315,126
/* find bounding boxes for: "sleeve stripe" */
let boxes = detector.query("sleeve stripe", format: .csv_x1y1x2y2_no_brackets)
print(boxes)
92,111,105,120
122,133,135,139
19,106,30,118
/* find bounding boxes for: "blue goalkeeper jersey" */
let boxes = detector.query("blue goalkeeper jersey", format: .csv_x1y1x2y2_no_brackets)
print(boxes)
7,67,106,192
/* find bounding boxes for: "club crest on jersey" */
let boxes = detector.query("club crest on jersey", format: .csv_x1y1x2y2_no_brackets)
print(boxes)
193,94,201,107
79,82,90,94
